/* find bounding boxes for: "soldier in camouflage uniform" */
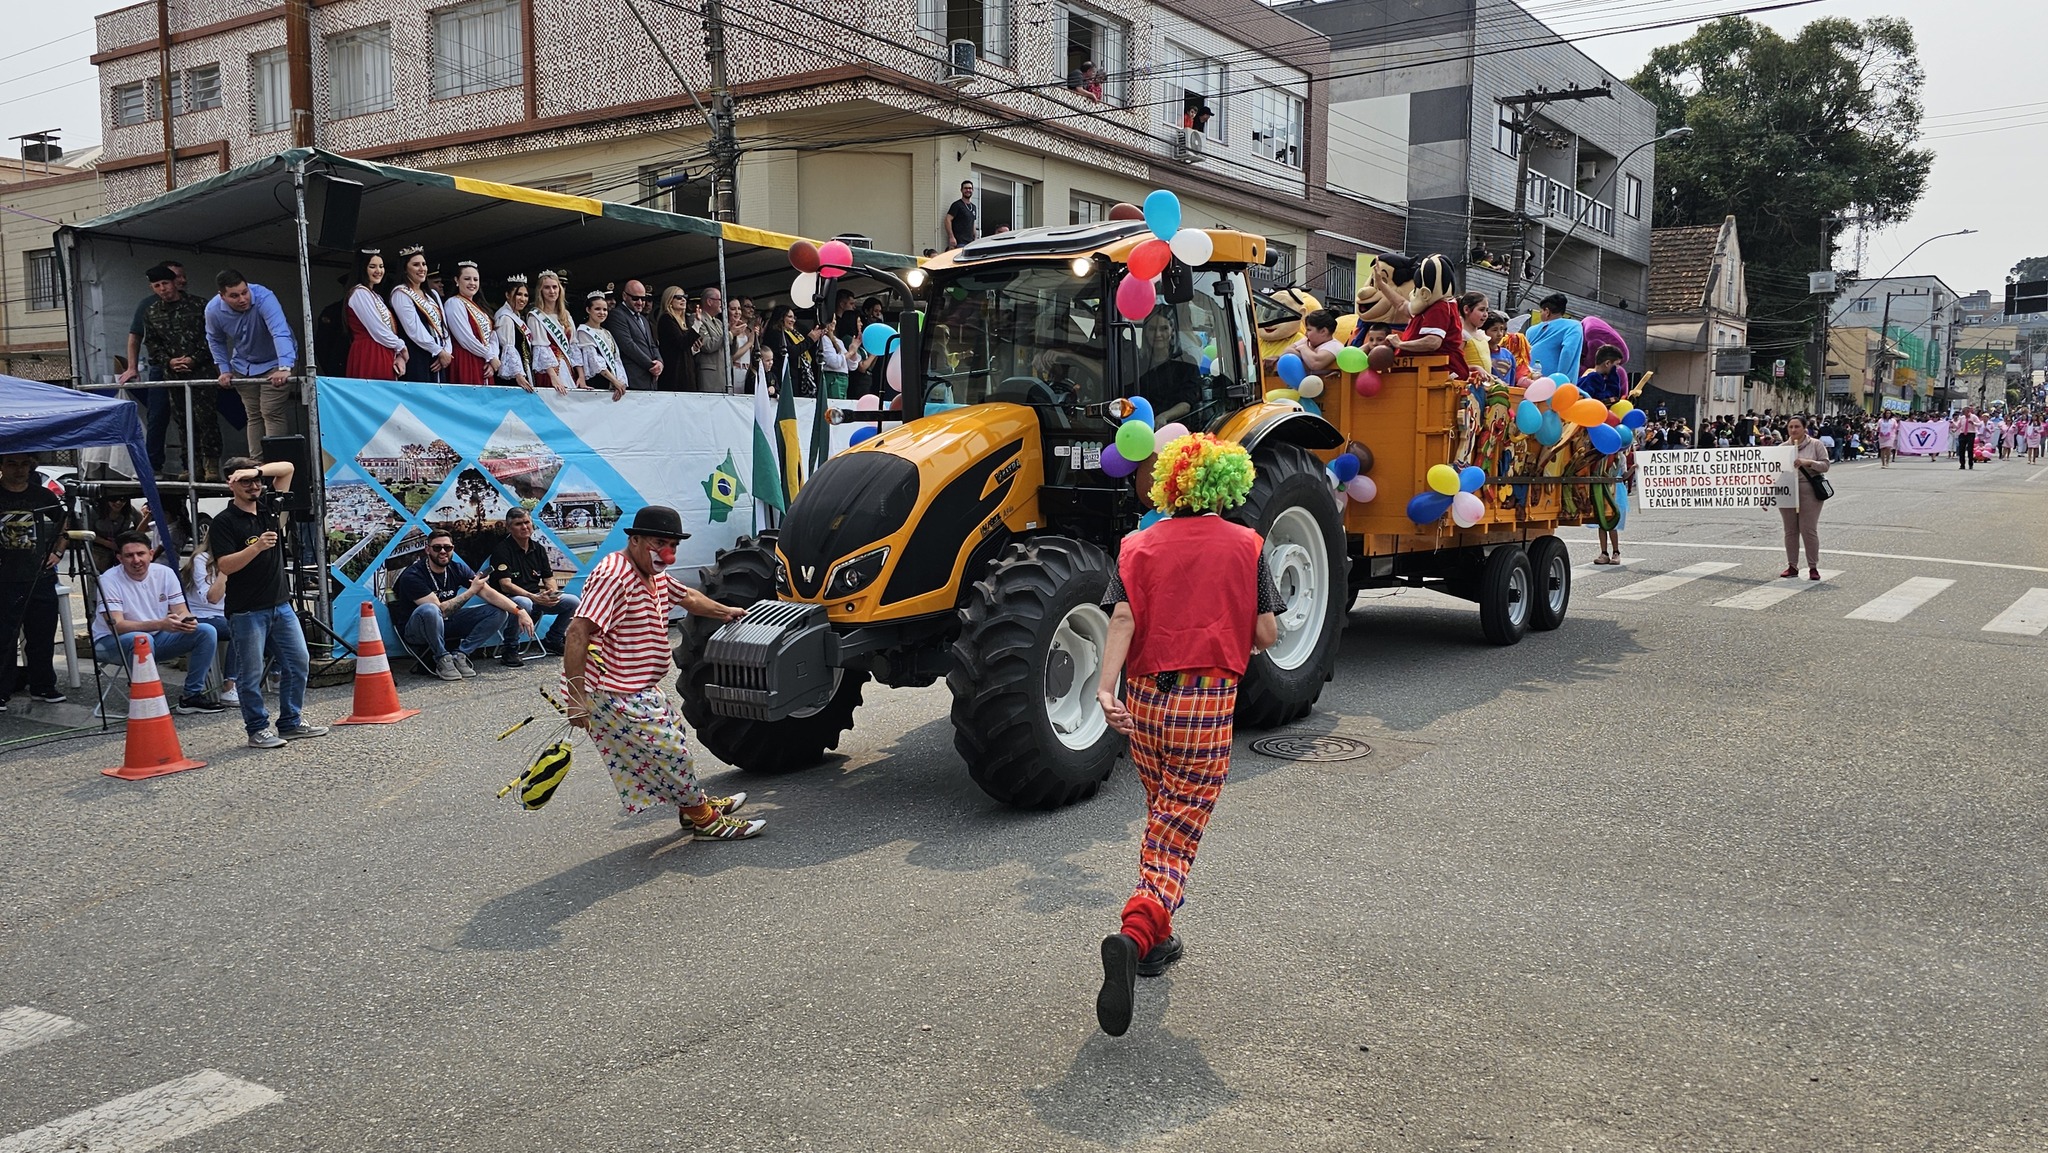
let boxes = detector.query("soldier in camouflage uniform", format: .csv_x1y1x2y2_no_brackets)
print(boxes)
140,264,222,481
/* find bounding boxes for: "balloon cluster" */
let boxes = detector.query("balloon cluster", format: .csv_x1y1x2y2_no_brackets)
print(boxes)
1326,450,1375,505
1115,191,1216,323
1510,373,1648,453
1269,358,1327,415
1101,395,1188,480
1410,463,1489,527
1340,343,1395,397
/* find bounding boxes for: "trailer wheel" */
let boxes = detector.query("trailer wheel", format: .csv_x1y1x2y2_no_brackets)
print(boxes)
673,534,867,771
1526,535,1571,632
1230,443,1348,728
1478,545,1532,646
949,536,1121,809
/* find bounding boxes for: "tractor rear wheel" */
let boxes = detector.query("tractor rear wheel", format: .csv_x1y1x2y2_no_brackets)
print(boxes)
1526,535,1572,632
673,533,867,771
1477,545,1533,646
949,536,1121,809
1230,443,1348,728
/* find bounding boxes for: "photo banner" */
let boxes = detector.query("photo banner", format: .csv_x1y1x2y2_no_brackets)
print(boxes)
1636,445,1798,510
316,378,852,646
1895,421,1951,455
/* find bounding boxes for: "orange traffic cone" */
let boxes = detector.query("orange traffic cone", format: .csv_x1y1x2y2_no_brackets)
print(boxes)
336,602,421,725
102,634,206,780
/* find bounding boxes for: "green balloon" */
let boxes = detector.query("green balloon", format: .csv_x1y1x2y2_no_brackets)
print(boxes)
1203,342,1219,358
1334,345,1369,374
1115,419,1156,461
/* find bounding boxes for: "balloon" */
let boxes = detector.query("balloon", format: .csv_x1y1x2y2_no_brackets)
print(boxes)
1353,369,1383,397
1345,475,1378,503
1458,465,1486,493
861,322,897,357
1100,444,1138,478
1108,201,1144,222
1551,383,1582,411
1198,357,1213,374
788,240,820,274
1406,491,1453,525
884,351,902,392
1588,424,1624,455
1551,372,1572,385
1353,444,1374,474
1129,239,1172,281
1275,353,1306,387
1611,399,1634,417
1169,228,1214,266
1297,374,1324,398
816,239,853,278
848,425,879,447
790,271,819,309
1368,344,1397,372
1299,397,1322,417
888,393,902,410
1125,396,1155,428
1115,275,1157,322
1514,400,1544,435
1155,421,1190,445
1426,463,1460,496
1334,346,1369,374
1115,420,1156,461
1604,411,1622,427
1143,189,1182,240
1524,378,1557,404
1265,388,1300,405
1450,491,1485,528
1568,398,1609,427
1137,509,1166,530
1203,342,1219,358
1621,409,1648,430
854,392,881,411
1540,410,1565,445
1329,453,1360,483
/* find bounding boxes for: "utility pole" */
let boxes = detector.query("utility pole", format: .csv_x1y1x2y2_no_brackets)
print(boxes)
156,0,175,190
285,0,314,147
702,0,739,222
1500,83,1612,315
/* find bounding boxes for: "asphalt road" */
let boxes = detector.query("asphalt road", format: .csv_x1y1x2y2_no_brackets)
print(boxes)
5,451,2043,1151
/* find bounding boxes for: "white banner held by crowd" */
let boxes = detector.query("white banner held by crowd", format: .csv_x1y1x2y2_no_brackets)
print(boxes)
1895,421,1951,456
1636,445,1797,510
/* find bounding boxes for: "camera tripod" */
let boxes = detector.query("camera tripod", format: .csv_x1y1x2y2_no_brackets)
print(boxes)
273,500,355,677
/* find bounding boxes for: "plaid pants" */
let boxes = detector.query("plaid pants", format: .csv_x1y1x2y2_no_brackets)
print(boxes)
585,685,709,814
1124,675,1237,920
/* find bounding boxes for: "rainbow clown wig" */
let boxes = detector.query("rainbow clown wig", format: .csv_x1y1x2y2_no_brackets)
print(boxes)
1149,433,1256,515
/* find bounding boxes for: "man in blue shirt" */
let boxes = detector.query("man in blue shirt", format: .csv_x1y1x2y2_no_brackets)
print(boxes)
1576,344,1627,405
392,530,532,681
205,269,299,456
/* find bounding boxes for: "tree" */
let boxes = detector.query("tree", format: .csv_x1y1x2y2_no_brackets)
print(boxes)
1634,17,1932,391
2010,256,2048,282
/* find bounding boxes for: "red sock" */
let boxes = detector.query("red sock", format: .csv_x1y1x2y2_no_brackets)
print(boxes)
1119,894,1171,956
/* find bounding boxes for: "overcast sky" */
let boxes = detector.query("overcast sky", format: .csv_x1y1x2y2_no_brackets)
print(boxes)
1,0,2038,295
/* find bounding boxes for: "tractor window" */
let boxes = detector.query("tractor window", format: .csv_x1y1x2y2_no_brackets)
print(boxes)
1123,272,1248,430
922,265,1107,407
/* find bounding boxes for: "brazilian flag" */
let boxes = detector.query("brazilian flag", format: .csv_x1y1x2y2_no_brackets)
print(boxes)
701,449,746,524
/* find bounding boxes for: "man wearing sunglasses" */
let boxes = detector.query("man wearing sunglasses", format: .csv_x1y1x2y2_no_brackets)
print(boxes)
604,279,662,392
210,456,326,748
393,530,532,681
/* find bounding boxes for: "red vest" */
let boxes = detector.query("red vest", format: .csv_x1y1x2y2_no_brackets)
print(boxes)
1119,514,1262,677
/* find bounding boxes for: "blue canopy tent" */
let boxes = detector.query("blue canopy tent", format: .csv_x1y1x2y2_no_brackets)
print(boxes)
0,375,175,548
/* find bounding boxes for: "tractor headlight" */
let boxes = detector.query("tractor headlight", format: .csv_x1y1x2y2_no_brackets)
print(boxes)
824,546,889,600
773,556,791,596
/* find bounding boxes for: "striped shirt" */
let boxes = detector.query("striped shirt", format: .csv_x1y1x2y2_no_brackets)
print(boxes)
573,552,679,694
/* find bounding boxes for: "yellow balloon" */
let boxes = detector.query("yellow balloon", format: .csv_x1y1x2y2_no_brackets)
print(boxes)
1265,388,1301,403
1426,463,1460,496
1611,399,1634,416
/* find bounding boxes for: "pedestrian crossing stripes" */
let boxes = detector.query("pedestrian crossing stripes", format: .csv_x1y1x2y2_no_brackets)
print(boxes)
0,1008,81,1058
1845,578,1956,623
1571,557,1636,578
1713,571,1843,611
1982,588,2048,636
1599,562,1739,601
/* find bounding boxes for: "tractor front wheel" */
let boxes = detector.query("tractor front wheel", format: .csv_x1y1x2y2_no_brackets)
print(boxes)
1230,443,1348,728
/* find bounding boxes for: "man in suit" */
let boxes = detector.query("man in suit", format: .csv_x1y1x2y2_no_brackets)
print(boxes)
605,279,663,391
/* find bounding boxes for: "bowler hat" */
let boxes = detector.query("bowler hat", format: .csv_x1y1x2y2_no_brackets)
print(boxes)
623,504,690,540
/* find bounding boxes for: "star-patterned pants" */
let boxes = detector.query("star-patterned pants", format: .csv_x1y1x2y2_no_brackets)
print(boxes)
584,686,709,814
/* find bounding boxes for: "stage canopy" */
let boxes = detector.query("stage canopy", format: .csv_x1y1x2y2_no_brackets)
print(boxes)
0,374,173,546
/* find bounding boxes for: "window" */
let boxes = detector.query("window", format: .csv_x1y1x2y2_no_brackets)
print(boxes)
1850,298,1873,313
639,166,713,217
24,250,59,312
1251,240,1297,289
1495,107,1521,156
1069,192,1109,226
168,64,222,113
112,81,158,127
251,49,290,132
1061,4,1127,105
1163,47,1225,141
1249,87,1304,169
433,0,522,98
920,0,1008,67
536,173,593,195
1325,255,1356,305
327,25,394,117
1624,174,1643,219
973,169,1035,234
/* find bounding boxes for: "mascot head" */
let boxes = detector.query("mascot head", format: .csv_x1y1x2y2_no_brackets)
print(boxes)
1353,253,1415,326
1405,254,1457,316
1256,286,1321,348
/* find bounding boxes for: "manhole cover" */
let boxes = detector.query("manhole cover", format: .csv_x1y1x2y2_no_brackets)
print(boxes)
1248,734,1373,762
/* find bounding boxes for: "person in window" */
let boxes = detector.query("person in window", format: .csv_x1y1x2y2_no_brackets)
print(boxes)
1134,308,1203,426
345,250,405,381
943,181,978,249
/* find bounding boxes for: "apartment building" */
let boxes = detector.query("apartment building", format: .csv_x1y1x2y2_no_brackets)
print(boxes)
1829,275,1959,409
0,153,105,382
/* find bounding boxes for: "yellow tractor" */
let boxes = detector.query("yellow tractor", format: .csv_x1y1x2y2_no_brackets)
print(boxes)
673,221,1346,808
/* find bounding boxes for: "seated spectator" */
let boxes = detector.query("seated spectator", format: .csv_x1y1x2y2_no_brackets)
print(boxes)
488,508,579,663
92,531,223,713
393,529,532,681
1577,344,1626,404
90,494,141,574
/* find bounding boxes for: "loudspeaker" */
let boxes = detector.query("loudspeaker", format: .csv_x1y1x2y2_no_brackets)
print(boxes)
307,173,363,251
261,434,317,514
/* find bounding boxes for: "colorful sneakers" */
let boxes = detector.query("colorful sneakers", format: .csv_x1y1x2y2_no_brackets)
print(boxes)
690,814,766,841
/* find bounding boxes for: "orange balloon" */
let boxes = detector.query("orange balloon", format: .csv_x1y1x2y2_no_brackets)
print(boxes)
1569,397,1609,427
1550,383,1581,411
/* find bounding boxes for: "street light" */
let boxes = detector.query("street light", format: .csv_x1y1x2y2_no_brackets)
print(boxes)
1535,126,1694,285
1833,228,1978,311
1830,228,1976,409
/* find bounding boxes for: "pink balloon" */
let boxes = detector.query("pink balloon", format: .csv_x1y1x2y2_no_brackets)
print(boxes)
1450,490,1484,528
1344,475,1377,502
1116,275,1158,322
884,351,902,392
1353,369,1383,398
854,392,881,411
1155,421,1190,444
817,240,853,278
1524,378,1557,404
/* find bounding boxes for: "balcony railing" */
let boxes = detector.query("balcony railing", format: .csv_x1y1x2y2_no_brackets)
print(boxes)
1525,171,1615,237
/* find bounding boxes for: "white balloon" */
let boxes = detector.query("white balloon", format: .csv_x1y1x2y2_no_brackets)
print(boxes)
884,350,903,392
791,271,819,308
1450,491,1484,528
1169,228,1214,267
1297,374,1324,398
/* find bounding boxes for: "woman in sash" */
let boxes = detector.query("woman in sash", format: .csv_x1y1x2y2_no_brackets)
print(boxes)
531,271,582,390
344,249,406,381
496,274,553,393
575,290,628,400
389,245,452,382
445,261,500,386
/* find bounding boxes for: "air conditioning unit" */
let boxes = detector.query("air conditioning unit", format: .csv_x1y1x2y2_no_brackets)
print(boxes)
1577,160,1599,182
946,39,977,84
1173,129,1206,163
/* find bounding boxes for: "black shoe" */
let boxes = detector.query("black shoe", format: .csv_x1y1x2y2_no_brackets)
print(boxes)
28,690,65,704
500,649,525,669
175,693,225,714
1137,934,1183,978
1096,933,1138,1037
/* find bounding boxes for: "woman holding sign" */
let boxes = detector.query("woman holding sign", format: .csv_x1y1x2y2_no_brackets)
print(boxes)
1780,415,1831,581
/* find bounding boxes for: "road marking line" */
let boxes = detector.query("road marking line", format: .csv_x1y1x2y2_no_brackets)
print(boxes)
0,1008,83,1058
2026,466,2048,484
0,1070,280,1153
1599,561,1739,601
1712,570,1843,610
1571,557,1637,577
1845,577,1955,623
1556,536,2048,575
1982,588,2048,636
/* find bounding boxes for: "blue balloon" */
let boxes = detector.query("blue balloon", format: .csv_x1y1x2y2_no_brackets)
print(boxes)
1406,491,1454,525
1458,465,1487,493
848,425,879,447
1198,356,1213,374
1329,453,1361,483
1514,399,1544,435
1143,189,1183,240
1275,353,1306,388
1137,510,1167,531
1299,397,1322,417
1125,396,1156,428
1621,408,1647,430
861,323,897,357
1540,410,1565,445
1589,424,1624,455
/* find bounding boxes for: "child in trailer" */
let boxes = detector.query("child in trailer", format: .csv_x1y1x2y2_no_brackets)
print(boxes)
1090,434,1282,1037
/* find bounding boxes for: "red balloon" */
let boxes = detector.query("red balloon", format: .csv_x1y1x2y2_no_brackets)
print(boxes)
817,240,854,279
1128,239,1172,281
1108,202,1144,221
1353,369,1383,397
1604,411,1622,426
789,240,820,274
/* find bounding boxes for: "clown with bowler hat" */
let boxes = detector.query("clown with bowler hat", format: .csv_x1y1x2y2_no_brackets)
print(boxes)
561,505,764,840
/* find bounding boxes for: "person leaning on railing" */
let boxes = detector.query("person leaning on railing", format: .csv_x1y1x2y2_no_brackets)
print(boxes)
204,270,298,456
